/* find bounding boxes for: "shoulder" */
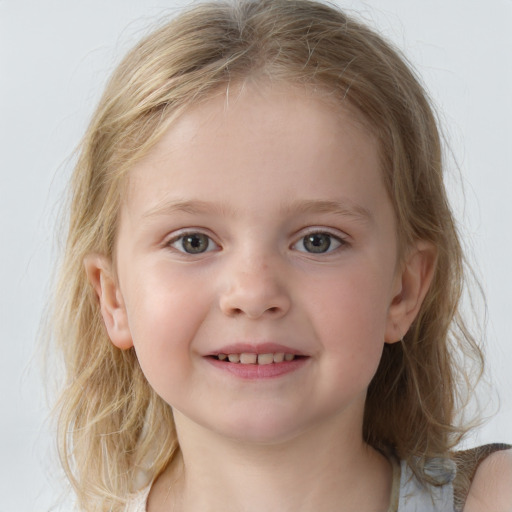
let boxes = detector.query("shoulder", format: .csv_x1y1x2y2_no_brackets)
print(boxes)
464,448,512,512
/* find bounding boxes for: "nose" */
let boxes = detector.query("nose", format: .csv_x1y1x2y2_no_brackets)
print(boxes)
219,256,291,320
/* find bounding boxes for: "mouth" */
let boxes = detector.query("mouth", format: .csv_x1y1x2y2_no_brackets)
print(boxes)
210,352,304,364
204,344,309,379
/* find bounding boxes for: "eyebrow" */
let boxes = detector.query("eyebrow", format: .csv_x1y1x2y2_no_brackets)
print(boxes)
142,199,230,218
282,199,374,224
142,198,373,223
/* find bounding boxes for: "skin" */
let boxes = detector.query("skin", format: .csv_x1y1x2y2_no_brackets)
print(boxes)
86,83,440,511
464,449,512,511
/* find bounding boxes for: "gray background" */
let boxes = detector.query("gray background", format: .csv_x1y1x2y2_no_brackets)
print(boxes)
1,0,511,509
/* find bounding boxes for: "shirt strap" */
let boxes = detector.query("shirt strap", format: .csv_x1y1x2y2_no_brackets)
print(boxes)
386,451,401,512
452,443,511,512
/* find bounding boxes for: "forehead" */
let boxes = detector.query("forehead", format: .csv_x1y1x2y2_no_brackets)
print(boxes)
121,82,386,222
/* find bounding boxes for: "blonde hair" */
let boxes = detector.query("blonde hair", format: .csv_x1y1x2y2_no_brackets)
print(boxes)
52,0,483,509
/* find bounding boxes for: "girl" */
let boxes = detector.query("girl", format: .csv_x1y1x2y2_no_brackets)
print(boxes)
51,0,512,510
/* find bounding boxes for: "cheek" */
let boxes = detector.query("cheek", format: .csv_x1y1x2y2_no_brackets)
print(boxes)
307,266,393,377
312,267,392,338
124,260,207,337
121,265,211,386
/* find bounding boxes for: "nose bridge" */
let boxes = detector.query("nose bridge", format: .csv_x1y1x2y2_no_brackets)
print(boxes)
219,245,290,319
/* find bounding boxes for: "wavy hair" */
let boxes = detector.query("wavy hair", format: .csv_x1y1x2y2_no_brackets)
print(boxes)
51,0,483,509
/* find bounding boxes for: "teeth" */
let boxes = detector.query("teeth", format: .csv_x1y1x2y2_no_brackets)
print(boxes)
273,353,285,363
257,353,274,365
240,353,257,364
218,352,297,364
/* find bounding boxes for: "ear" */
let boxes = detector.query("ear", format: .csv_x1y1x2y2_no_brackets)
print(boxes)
84,254,133,350
385,241,436,344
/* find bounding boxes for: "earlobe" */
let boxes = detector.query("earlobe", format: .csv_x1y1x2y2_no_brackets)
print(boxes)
385,241,437,344
83,254,133,350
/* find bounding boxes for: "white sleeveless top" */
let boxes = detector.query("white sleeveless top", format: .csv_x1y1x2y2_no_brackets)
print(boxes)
397,458,455,511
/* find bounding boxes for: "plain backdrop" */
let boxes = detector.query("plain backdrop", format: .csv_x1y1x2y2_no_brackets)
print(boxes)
1,0,511,510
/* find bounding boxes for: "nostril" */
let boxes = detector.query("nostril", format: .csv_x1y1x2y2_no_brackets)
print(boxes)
219,283,291,319
226,307,243,317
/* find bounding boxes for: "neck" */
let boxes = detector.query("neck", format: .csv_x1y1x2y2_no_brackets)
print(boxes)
148,411,392,512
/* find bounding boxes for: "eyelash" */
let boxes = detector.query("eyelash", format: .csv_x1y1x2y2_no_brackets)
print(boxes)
291,230,347,254
166,229,348,255
167,232,219,255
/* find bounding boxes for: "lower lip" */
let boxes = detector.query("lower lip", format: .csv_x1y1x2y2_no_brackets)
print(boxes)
205,357,309,379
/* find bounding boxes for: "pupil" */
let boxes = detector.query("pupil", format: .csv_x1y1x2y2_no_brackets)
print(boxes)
184,234,207,253
305,233,331,253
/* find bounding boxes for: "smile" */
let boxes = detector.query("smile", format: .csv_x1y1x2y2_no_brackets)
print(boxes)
206,349,309,379
214,353,298,364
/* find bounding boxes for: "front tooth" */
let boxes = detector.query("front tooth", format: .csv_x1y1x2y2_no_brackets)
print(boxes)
240,353,257,364
273,353,285,363
228,354,240,363
257,353,274,365
284,353,295,361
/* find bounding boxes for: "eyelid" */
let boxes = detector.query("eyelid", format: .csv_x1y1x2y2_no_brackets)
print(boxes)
166,229,220,254
294,226,349,242
291,228,349,253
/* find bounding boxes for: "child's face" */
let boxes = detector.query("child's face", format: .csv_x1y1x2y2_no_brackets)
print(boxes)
98,84,413,443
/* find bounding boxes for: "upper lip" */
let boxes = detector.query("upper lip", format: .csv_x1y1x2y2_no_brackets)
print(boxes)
206,342,307,356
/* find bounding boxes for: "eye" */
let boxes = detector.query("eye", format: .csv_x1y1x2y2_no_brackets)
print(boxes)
293,232,344,254
169,232,218,254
